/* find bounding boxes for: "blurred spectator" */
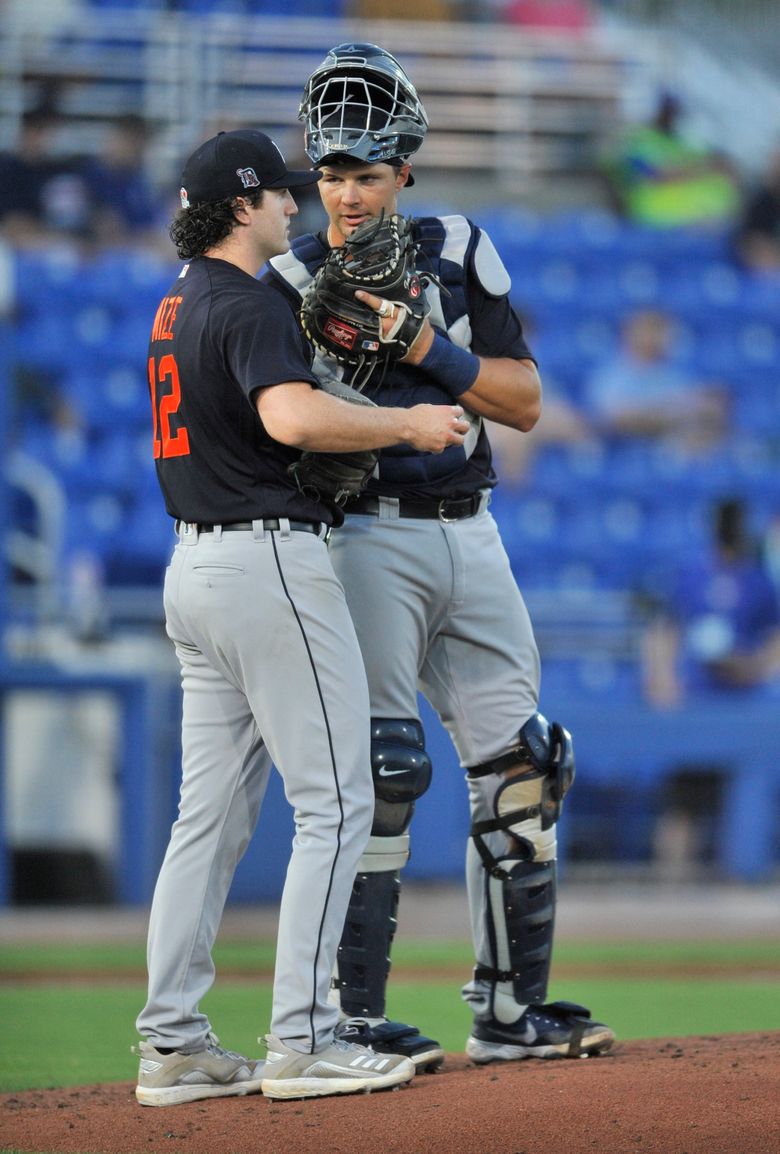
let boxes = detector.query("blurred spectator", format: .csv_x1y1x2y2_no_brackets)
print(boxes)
501,0,593,30
0,108,169,253
641,497,780,708
11,363,78,437
81,114,165,250
733,147,780,274
601,91,741,228
584,309,727,454
0,106,95,249
642,496,779,874
763,508,780,595
487,309,593,483
488,375,591,484
650,765,724,882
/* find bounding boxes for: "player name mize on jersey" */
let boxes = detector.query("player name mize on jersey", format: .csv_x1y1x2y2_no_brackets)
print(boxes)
148,292,189,460
151,295,182,342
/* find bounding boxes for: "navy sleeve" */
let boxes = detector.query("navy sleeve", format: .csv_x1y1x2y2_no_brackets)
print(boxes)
226,284,319,401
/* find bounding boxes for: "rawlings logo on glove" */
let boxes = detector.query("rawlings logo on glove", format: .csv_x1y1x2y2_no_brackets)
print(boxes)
322,316,379,354
300,213,430,387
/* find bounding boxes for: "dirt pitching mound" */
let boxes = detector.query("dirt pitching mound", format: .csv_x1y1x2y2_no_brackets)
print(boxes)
2,1033,778,1154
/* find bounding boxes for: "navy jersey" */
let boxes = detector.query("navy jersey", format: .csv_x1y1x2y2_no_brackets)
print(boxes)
264,216,533,501
148,256,337,525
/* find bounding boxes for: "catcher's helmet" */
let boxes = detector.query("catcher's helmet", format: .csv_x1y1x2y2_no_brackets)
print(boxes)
299,43,428,171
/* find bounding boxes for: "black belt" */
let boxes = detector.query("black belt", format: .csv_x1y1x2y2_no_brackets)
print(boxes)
343,494,483,522
178,519,322,535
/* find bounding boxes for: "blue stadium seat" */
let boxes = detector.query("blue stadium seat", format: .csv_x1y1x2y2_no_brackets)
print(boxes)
14,310,84,373
89,1,162,9
14,250,90,314
104,485,171,586
16,426,95,492
522,209,628,261
61,491,128,567
737,273,780,321
9,222,779,614
86,250,175,308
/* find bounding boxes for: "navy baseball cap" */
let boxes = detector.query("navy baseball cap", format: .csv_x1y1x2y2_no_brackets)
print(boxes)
179,129,321,208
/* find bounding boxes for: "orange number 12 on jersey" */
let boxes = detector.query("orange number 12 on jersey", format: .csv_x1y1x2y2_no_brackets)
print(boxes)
149,354,191,459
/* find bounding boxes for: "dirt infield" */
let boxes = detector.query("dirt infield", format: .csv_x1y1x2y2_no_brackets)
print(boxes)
3,885,779,1153
3,1033,779,1154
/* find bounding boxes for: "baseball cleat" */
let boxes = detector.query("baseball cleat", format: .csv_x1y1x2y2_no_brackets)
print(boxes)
134,1032,263,1106
466,1000,615,1063
335,1016,445,1072
260,1033,415,1099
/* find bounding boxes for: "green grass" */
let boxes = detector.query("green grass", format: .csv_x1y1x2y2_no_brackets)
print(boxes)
0,940,278,974
2,939,779,1093
3,936,779,973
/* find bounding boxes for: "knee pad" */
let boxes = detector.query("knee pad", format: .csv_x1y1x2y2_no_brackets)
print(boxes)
467,711,574,866
371,717,432,806
358,718,433,873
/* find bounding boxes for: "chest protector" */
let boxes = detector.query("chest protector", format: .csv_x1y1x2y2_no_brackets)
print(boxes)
272,214,476,357
269,215,501,487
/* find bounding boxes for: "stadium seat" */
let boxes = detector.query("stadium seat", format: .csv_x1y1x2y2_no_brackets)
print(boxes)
9,216,780,637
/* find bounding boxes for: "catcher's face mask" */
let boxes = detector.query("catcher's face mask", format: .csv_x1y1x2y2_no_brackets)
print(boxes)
299,42,428,176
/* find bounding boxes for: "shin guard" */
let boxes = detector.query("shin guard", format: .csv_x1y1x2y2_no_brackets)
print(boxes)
477,857,556,1013
335,870,401,1019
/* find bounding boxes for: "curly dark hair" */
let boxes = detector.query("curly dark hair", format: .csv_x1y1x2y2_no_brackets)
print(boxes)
169,190,264,259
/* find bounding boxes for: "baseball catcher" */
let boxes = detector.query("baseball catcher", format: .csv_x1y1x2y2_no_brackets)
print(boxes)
300,211,431,389
263,40,615,1076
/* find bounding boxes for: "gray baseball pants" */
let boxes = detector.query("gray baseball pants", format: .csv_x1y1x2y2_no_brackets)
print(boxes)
136,520,375,1054
328,498,541,966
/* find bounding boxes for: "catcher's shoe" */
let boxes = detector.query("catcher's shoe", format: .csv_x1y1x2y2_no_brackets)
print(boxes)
134,1032,263,1106
335,1016,445,1072
260,1034,415,1100
466,1001,615,1063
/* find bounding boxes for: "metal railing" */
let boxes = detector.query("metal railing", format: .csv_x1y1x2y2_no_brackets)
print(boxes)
4,451,65,622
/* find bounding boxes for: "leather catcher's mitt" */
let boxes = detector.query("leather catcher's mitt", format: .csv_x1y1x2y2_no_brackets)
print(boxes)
300,213,429,385
287,374,378,506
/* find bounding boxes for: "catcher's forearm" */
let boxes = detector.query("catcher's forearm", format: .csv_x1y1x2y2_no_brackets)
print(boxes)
456,356,542,432
405,325,540,431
